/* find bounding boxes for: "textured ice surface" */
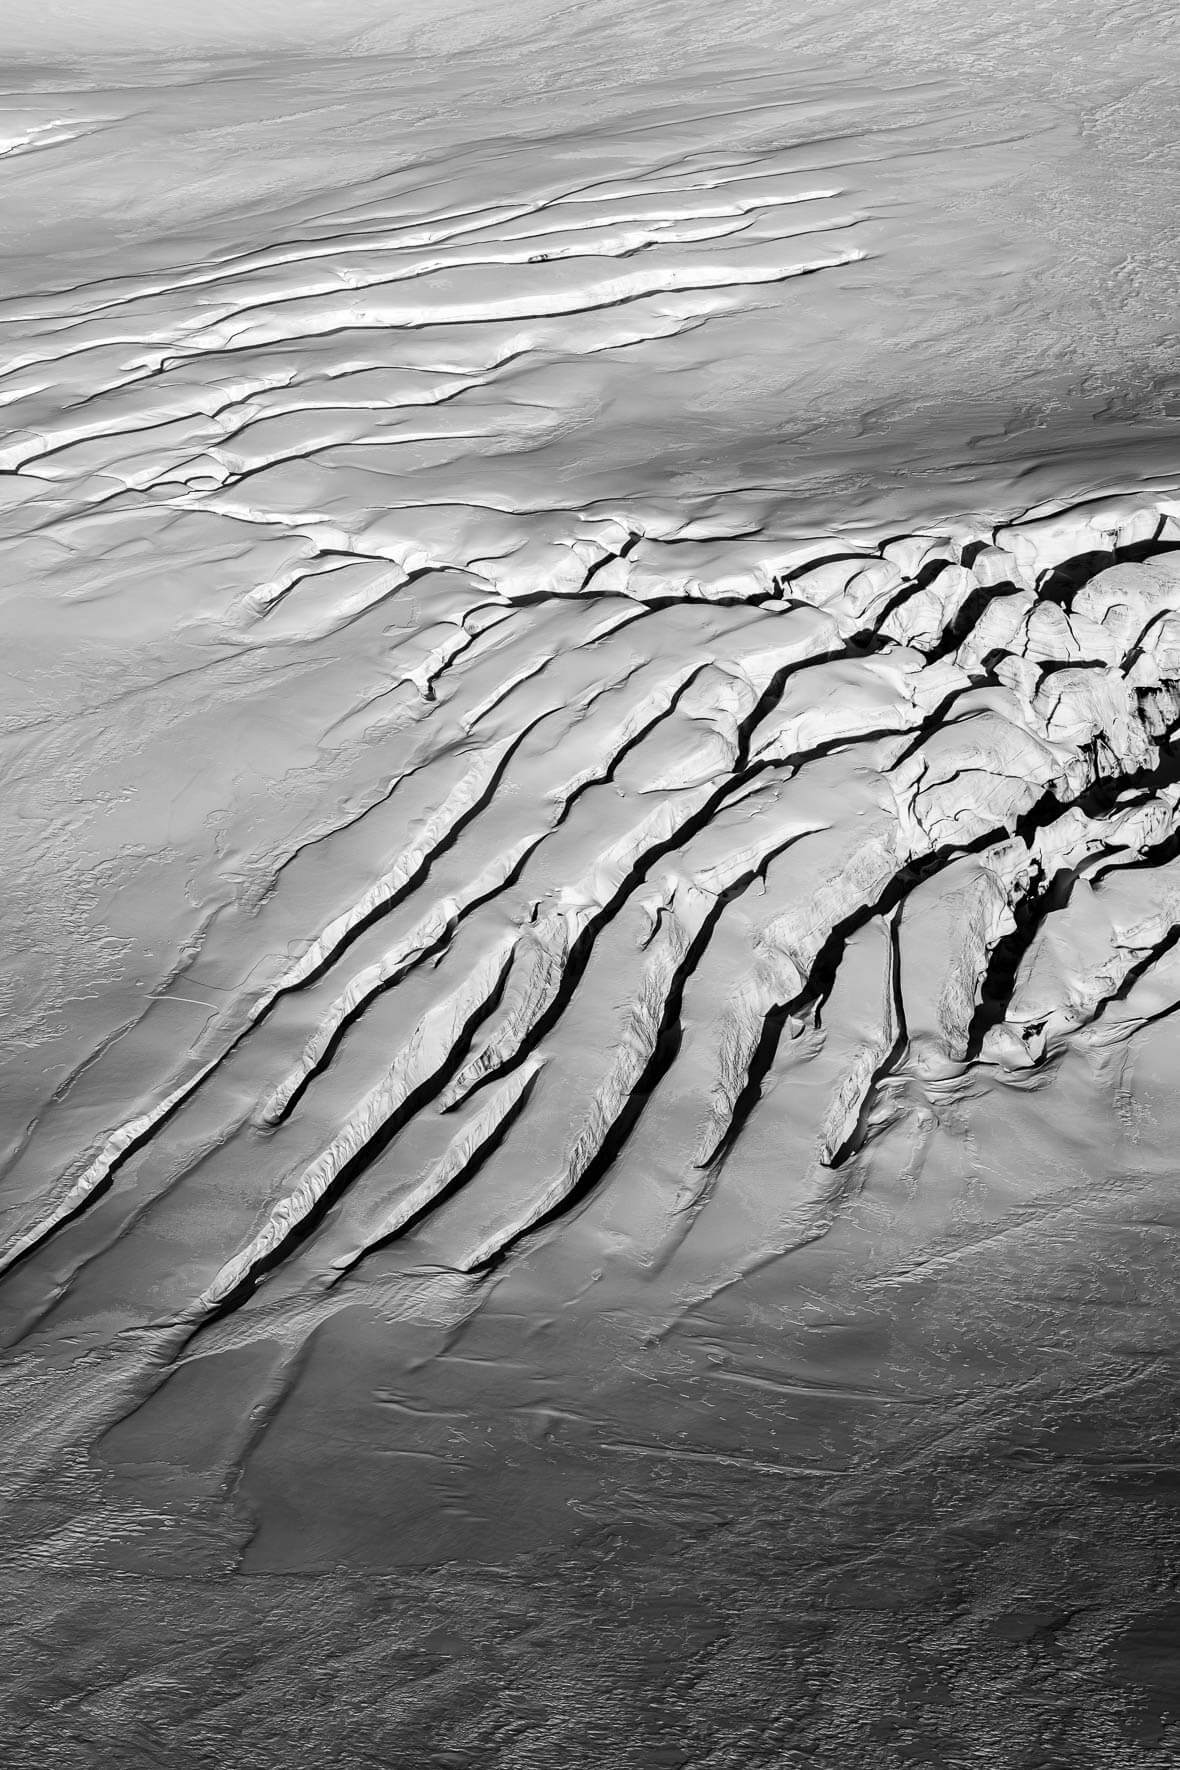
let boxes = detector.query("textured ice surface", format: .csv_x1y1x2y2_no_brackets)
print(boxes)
1,3,1178,1765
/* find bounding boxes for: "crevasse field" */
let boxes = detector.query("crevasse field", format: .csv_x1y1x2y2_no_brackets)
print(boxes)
1,2,1178,1764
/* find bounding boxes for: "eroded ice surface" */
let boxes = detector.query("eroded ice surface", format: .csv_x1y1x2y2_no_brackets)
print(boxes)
1,2,1178,1765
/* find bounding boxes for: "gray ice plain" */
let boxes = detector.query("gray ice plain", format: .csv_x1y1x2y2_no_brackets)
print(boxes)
0,0,1178,1763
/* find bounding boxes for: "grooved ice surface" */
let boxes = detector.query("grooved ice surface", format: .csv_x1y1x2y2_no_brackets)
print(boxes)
1,4,1178,1766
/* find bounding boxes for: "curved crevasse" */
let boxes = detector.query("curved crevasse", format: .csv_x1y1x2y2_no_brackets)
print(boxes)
1,72,1178,1352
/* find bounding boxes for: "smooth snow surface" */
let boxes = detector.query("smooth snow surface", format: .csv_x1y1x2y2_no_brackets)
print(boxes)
1,3,1179,1764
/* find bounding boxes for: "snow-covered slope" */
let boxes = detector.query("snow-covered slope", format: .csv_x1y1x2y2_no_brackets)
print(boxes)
0,5,1177,1764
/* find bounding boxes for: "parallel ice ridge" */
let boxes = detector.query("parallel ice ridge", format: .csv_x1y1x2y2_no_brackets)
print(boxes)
4,483,1180,1340
0,141,865,576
